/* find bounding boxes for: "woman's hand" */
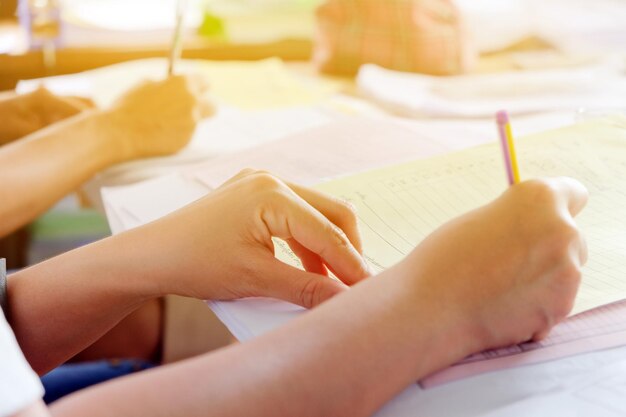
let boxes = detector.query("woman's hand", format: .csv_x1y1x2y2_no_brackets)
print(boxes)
0,87,94,145
395,177,588,354
127,170,371,308
105,75,214,161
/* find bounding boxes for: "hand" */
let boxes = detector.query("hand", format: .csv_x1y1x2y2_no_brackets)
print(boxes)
129,170,371,308
0,87,94,144
105,75,214,160
397,177,588,353
316,0,470,75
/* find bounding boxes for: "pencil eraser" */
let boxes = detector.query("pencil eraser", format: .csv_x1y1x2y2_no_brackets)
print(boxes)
496,110,509,125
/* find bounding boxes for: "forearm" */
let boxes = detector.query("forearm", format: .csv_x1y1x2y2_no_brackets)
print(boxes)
0,92,24,144
0,111,123,237
68,299,164,364
8,232,161,374
51,261,475,417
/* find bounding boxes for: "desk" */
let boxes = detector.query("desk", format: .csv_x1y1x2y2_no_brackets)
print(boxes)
0,18,312,90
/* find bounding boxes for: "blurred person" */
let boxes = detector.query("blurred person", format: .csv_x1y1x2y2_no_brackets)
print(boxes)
0,169,588,417
0,75,214,238
314,0,474,76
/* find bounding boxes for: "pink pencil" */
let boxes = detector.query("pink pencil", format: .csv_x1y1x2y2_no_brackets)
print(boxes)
496,110,514,186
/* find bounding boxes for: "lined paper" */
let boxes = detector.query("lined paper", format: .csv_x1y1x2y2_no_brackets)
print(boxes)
276,116,626,386
295,116,626,315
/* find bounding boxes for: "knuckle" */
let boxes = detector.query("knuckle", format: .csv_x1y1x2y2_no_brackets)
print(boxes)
329,225,351,252
235,168,257,178
536,213,580,259
318,224,351,259
335,199,358,223
517,179,558,205
535,310,553,334
244,171,283,191
554,220,579,243
297,278,322,308
547,222,581,258
558,261,582,287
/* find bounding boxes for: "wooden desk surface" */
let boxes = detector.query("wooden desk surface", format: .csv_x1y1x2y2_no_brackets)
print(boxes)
0,17,313,91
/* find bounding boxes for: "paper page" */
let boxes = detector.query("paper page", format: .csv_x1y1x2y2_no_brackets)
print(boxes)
185,106,333,156
357,64,626,118
82,106,333,202
304,116,626,316
373,347,626,417
192,118,452,189
17,57,334,110
101,174,209,234
422,299,626,388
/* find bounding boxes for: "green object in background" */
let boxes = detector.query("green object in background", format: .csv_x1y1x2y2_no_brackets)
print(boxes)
31,210,110,240
198,11,227,40
28,208,111,265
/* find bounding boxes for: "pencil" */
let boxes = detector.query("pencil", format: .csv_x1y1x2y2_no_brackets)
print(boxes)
496,110,515,186
504,115,521,184
168,0,188,76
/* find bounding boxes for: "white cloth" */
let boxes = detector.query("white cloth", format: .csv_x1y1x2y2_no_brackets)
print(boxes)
0,310,44,417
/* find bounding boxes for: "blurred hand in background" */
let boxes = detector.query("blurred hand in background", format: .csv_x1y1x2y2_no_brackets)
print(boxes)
105,75,215,160
315,0,475,76
0,87,95,145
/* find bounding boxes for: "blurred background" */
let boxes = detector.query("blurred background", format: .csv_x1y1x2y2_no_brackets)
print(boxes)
2,0,625,87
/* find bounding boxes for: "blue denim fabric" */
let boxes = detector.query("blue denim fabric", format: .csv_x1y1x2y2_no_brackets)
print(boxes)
41,359,156,404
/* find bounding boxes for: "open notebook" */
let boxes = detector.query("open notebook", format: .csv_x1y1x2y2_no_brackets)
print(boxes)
278,115,626,316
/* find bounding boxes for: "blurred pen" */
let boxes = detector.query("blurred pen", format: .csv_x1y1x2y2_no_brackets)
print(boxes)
168,0,188,76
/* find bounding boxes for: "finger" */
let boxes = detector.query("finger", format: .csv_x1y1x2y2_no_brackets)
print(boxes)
286,238,328,276
58,97,92,113
546,177,589,217
66,96,97,109
196,98,215,120
266,191,371,285
572,232,588,267
579,233,588,266
45,97,85,121
183,73,211,95
260,258,348,309
287,183,364,254
532,329,550,342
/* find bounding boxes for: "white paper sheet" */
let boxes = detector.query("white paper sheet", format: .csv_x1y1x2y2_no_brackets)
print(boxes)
357,63,626,118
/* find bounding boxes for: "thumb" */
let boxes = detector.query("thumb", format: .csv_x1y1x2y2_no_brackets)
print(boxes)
261,259,349,309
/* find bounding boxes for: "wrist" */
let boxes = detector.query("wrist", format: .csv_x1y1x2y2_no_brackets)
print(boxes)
98,109,141,162
110,221,202,300
99,231,170,300
382,260,484,372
